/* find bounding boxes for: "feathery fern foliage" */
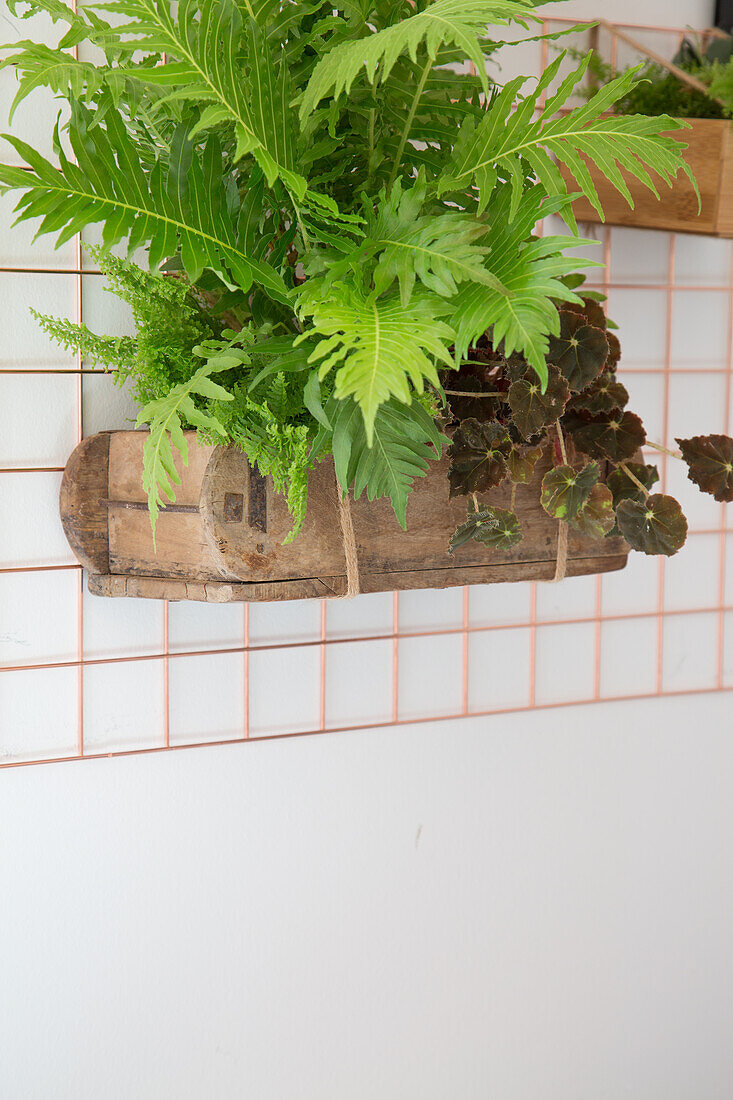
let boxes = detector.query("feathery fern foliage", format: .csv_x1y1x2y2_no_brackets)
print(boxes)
0,0,694,534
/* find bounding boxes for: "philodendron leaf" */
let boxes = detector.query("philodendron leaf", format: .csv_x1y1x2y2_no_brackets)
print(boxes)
616,494,688,557
566,410,646,463
448,418,511,497
570,373,629,416
572,483,615,539
541,462,599,522
508,364,569,439
548,311,609,392
506,444,544,485
449,505,522,553
676,435,733,502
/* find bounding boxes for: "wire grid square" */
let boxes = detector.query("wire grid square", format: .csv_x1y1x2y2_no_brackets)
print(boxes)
1,15,733,765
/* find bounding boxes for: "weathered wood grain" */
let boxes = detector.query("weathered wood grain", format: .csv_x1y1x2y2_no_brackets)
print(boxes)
63,431,630,603
59,431,111,574
560,118,733,237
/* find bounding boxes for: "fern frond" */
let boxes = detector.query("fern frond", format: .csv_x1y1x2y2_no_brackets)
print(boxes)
439,52,696,218
135,358,233,543
449,187,592,385
0,105,291,304
329,396,445,527
366,174,500,303
296,283,454,442
299,0,538,121
91,0,306,197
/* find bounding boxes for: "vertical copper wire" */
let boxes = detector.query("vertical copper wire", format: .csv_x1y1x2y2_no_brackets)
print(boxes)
392,592,399,722
243,603,250,737
594,227,613,699
319,599,327,731
656,234,677,692
74,200,84,755
717,244,733,687
461,586,469,714
163,600,170,746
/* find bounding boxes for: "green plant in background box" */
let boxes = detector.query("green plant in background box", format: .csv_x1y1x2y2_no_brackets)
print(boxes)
1,0,732,560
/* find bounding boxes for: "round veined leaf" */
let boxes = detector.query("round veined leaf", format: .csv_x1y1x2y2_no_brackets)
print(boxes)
445,374,501,423
676,434,733,502
566,410,646,463
616,494,688,556
472,507,523,550
506,443,544,485
565,296,608,331
548,312,609,392
508,364,569,439
572,482,615,539
448,418,512,496
541,462,599,522
605,331,621,371
570,373,629,416
448,507,498,553
607,463,660,509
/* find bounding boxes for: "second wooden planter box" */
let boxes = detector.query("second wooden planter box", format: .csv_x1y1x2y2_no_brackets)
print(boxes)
562,117,733,237
60,431,629,603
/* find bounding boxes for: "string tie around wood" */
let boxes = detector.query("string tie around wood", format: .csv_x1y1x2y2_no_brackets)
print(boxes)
552,520,569,583
335,474,361,599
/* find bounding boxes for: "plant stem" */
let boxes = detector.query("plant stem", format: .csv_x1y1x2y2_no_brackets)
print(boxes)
555,420,567,464
387,57,433,192
510,482,517,511
472,492,480,512
619,462,650,498
646,439,683,461
445,389,504,398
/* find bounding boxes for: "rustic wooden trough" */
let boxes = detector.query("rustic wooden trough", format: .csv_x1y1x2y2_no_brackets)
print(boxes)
561,118,733,238
60,431,630,603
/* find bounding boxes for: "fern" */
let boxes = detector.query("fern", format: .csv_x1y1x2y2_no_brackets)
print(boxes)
135,358,233,543
439,52,698,220
296,283,454,442
299,0,538,119
0,106,291,303
449,186,594,384
0,0,698,537
325,395,446,526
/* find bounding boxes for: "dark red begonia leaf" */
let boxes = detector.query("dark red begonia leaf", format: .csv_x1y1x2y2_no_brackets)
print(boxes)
616,494,688,556
676,434,733,503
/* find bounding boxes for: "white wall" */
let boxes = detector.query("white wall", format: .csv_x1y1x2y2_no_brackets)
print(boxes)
3,1,733,1096
2,695,733,1100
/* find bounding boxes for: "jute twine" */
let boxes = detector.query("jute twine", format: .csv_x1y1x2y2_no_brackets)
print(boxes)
332,476,568,596
552,520,568,583
335,476,361,599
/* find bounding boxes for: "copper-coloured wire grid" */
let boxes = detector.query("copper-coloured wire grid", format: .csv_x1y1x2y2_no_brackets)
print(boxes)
1,18,731,765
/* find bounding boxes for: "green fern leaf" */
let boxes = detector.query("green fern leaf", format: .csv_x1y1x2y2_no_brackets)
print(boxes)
330,396,445,527
299,0,538,121
449,187,593,385
94,0,306,196
0,105,291,304
439,52,697,218
135,359,233,543
297,283,454,442
366,174,503,304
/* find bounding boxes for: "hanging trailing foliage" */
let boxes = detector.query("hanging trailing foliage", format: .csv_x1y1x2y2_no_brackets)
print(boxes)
0,0,728,558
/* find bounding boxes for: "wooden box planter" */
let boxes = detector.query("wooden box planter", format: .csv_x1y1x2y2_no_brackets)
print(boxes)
60,431,629,603
561,117,733,237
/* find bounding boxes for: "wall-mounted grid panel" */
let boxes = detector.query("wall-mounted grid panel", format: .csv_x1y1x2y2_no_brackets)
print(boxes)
1,16,732,765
